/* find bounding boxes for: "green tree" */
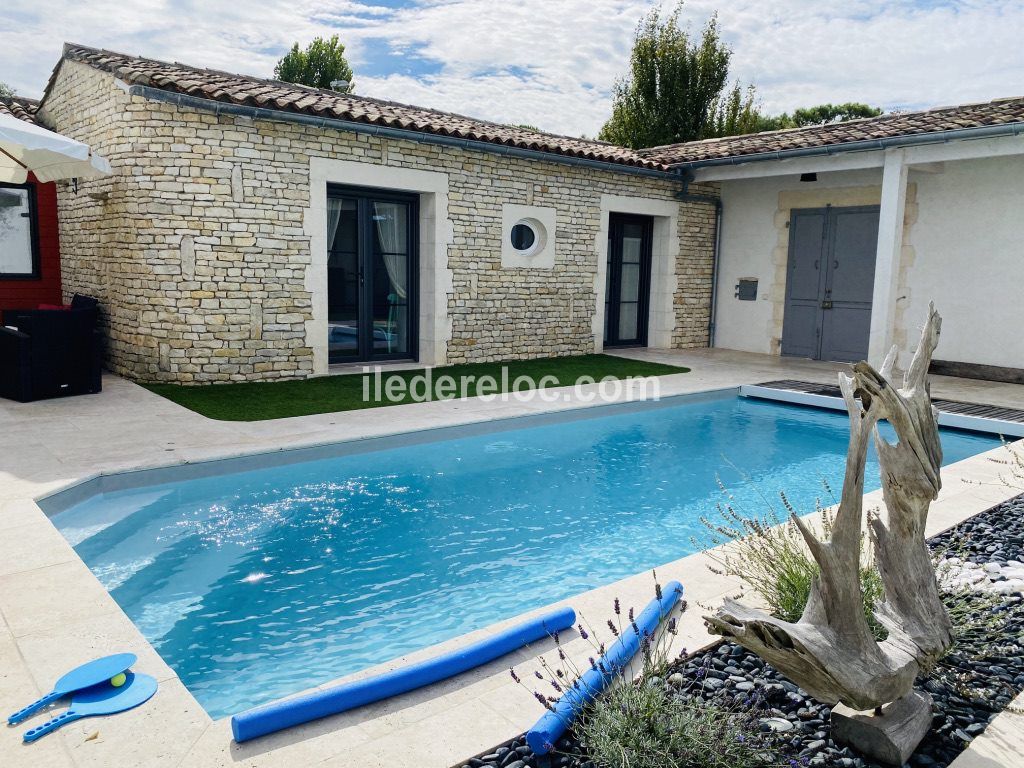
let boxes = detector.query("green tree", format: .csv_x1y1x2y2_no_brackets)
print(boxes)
709,82,763,137
0,82,14,98
757,102,884,131
274,36,354,93
789,102,883,126
599,4,755,149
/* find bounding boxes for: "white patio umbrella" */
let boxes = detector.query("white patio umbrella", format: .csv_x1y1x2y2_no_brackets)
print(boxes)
0,113,112,184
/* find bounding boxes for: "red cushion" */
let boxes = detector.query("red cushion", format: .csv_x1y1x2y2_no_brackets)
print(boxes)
37,303,72,311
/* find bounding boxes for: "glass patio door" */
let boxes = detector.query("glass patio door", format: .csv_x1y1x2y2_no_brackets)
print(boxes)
327,187,417,363
604,213,653,347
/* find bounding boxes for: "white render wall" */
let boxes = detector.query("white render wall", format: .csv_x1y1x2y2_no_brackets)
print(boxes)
902,155,1024,369
713,157,1024,370
713,169,883,356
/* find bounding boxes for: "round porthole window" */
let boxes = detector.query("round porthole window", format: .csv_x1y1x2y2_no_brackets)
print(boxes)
509,218,546,257
511,222,536,251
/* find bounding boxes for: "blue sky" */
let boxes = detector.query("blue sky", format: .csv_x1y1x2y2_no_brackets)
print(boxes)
2,1,1022,137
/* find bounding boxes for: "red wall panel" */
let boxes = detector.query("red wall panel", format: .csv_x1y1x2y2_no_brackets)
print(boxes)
0,174,62,313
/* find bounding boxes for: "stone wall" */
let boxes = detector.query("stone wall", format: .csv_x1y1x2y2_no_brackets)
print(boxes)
675,201,718,348
41,59,718,384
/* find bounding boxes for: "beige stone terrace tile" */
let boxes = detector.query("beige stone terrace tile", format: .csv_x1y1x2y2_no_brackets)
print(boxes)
2,727,77,768
178,707,375,768
0,498,53,531
0,520,79,577
0,561,119,638
0,444,65,486
321,699,520,768
1,472,85,504
55,677,208,768
948,691,1024,768
0,629,76,768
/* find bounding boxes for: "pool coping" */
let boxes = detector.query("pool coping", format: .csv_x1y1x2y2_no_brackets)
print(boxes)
2,366,1023,768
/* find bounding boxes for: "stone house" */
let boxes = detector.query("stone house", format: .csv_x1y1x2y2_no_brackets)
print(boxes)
24,44,717,383
7,43,1024,384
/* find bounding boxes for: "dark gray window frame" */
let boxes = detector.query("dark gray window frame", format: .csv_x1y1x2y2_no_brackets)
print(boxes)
604,212,654,348
326,183,420,364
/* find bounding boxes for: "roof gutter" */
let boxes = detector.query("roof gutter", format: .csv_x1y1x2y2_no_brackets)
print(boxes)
668,121,1024,170
130,85,678,181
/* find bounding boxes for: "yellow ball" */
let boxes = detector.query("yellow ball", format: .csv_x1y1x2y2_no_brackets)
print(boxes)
110,672,127,688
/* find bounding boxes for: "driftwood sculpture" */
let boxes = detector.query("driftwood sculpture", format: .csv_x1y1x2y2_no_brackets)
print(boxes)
706,305,951,720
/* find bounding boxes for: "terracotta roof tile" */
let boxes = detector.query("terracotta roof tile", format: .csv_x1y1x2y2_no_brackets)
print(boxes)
57,43,665,172
641,97,1024,165
0,95,40,124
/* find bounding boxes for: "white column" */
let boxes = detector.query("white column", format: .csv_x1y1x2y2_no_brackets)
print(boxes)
867,148,909,366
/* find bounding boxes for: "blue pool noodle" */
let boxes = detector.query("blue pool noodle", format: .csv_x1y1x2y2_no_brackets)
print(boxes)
526,580,684,755
231,605,576,742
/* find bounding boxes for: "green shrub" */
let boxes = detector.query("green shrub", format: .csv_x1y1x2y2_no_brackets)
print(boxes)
700,486,886,638
578,680,774,768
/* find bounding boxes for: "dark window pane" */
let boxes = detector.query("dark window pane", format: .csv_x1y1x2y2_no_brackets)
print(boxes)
511,223,535,251
620,262,640,302
619,302,638,340
372,201,411,357
327,198,360,361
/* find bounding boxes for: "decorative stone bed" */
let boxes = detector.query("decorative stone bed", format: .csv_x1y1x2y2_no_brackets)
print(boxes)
461,494,1024,768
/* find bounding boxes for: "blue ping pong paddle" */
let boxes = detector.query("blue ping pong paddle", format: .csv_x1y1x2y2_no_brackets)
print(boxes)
8,653,137,725
23,672,158,743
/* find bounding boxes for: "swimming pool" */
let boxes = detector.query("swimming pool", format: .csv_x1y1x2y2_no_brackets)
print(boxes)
45,391,999,718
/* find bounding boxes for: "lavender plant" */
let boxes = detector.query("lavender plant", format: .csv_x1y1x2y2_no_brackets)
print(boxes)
509,574,684,719
579,681,776,768
698,480,885,637
509,574,776,767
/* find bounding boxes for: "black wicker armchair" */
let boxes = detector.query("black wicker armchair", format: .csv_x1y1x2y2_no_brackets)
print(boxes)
0,295,103,402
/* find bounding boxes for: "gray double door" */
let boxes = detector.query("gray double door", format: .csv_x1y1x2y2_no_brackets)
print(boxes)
781,205,880,363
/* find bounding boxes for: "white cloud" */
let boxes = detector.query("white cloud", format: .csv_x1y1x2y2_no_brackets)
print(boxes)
1,1,1022,138
703,0,1024,115
345,0,649,136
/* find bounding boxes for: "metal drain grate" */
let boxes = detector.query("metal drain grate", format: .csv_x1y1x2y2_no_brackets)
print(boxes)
756,379,1024,425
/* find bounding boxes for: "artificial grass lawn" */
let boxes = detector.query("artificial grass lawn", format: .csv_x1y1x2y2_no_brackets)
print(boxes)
144,354,690,421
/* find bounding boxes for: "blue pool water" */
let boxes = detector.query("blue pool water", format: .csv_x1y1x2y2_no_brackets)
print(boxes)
49,393,999,718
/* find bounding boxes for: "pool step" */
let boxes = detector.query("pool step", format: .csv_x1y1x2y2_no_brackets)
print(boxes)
743,380,1024,438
